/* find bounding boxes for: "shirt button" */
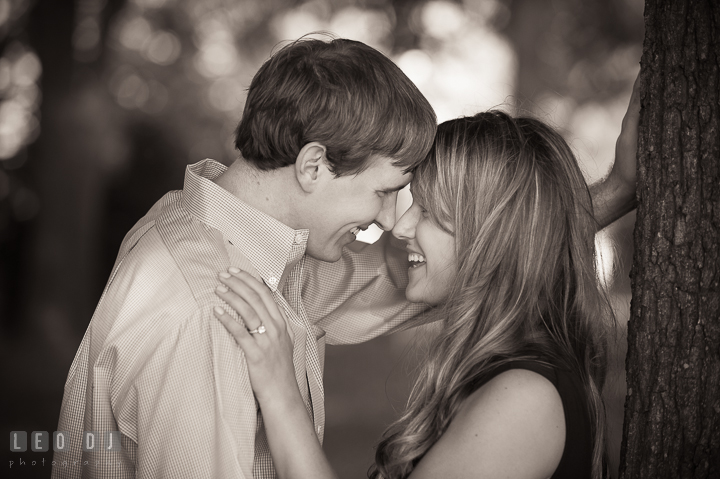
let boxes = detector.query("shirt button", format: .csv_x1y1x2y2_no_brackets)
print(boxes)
294,232,305,244
316,426,322,434
266,276,279,288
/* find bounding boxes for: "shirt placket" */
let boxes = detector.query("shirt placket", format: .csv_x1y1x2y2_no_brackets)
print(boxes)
282,256,325,442
271,289,314,419
259,235,322,434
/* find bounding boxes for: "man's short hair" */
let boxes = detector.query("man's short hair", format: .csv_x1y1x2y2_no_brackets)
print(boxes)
235,38,437,176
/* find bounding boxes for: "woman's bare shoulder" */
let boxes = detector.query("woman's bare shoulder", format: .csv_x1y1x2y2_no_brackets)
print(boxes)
409,368,565,479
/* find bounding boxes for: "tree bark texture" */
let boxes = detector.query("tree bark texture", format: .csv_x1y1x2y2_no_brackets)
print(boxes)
621,0,720,477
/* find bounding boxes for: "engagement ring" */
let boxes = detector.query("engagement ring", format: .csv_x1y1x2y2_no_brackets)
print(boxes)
248,325,266,335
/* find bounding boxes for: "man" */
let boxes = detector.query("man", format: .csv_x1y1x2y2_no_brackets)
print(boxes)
53,38,637,478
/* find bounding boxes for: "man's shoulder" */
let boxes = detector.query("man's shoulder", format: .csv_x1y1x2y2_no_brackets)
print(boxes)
90,221,236,382
112,194,233,300
92,195,235,344
108,226,193,304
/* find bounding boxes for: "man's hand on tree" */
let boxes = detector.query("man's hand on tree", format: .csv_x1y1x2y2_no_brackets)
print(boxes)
609,73,641,204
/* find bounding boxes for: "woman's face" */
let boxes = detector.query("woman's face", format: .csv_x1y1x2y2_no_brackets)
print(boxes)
392,193,457,305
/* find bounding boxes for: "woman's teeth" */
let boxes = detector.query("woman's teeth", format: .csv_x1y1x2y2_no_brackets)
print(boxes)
408,253,426,267
350,227,360,236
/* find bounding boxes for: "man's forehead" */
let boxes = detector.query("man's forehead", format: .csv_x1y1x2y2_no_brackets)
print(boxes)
346,154,413,191
381,164,413,191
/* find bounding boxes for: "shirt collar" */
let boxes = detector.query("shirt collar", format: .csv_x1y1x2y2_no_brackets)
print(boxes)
181,159,309,291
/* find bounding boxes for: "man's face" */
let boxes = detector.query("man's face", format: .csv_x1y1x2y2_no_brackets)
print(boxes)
304,156,412,262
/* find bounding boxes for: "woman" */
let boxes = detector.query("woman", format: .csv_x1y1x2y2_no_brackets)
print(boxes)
213,108,628,479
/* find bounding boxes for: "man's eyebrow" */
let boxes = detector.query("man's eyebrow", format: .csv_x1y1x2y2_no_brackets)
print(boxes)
381,178,413,193
380,184,407,193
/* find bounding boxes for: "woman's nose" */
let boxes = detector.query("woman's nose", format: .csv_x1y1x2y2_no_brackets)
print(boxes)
392,202,420,241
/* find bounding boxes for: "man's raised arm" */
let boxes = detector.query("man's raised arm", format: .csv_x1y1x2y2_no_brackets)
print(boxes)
302,232,430,344
590,76,641,230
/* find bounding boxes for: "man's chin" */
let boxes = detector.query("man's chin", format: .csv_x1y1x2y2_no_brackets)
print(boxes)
305,246,344,263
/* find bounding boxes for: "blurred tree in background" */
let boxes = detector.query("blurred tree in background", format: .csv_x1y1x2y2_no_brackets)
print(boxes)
1,0,642,477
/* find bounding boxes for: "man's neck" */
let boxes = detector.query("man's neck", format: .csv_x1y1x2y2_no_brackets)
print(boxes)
214,159,307,289
214,159,300,229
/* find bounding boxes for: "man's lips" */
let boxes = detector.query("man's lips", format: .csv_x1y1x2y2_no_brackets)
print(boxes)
350,225,370,236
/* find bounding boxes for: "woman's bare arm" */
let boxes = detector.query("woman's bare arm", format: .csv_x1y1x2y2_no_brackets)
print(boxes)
214,270,339,479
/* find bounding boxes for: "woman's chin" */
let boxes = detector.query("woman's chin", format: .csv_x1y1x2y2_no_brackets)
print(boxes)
404,284,424,303
405,286,437,306
405,279,449,306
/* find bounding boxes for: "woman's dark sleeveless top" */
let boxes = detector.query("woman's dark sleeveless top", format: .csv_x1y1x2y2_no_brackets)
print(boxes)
469,360,593,479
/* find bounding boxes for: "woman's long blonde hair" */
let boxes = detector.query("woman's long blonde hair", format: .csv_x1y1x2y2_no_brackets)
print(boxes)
370,111,612,479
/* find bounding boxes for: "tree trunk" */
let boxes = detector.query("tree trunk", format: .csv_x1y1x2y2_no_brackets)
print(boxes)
621,0,720,477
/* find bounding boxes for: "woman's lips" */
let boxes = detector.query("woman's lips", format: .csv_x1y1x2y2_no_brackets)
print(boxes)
408,252,426,268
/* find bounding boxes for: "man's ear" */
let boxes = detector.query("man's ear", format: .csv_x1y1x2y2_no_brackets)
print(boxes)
295,142,329,193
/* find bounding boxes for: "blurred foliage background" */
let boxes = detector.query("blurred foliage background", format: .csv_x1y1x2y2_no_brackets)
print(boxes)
1,0,642,477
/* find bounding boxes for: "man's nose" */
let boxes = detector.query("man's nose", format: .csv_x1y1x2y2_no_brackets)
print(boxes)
375,192,398,231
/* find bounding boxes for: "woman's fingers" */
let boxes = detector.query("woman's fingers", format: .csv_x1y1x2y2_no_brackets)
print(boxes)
213,306,258,356
235,270,288,329
218,269,287,332
216,276,266,332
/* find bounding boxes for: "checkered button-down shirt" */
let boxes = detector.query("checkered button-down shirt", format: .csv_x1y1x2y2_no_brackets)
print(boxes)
52,160,427,479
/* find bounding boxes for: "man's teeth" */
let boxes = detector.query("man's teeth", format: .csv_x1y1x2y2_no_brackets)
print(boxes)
408,253,426,265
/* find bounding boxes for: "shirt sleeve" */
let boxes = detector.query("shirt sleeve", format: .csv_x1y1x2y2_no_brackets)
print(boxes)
302,232,433,344
53,303,257,479
138,306,257,478
115,305,256,478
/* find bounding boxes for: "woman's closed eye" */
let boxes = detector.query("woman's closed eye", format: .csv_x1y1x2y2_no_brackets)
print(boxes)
413,201,428,217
